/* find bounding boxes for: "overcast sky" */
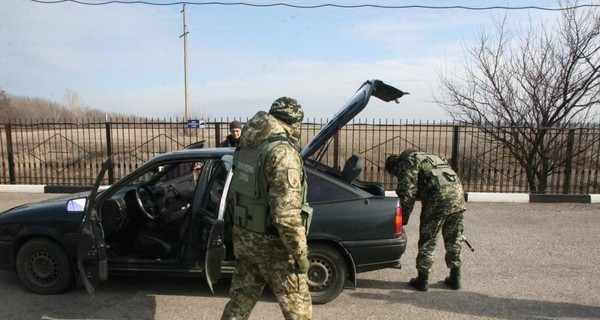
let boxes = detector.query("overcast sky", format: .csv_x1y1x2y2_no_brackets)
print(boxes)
0,0,591,121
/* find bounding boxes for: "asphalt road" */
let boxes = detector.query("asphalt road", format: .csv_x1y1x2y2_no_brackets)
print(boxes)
1,193,599,320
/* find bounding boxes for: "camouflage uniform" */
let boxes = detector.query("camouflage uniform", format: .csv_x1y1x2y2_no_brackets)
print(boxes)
221,97,312,320
386,149,466,291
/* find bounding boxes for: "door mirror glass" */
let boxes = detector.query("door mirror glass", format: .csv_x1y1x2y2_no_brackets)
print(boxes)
67,198,87,212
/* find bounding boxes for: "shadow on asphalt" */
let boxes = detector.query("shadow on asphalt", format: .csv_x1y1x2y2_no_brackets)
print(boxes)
352,279,600,319
0,273,278,320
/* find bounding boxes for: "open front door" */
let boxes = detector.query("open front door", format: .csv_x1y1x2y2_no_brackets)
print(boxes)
77,157,111,295
205,218,226,293
204,167,232,293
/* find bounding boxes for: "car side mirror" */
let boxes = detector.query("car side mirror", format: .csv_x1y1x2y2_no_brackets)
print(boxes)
66,198,87,212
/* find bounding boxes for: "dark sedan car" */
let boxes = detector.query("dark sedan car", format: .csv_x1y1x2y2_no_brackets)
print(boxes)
0,80,407,304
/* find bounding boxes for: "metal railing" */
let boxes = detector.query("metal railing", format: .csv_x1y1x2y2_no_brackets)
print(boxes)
1,118,599,194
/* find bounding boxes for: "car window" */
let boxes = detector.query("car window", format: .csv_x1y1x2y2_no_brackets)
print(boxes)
201,160,229,220
306,170,358,203
131,166,159,184
162,161,204,184
129,161,203,185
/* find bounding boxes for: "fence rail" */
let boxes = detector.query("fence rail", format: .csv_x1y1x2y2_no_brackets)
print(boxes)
1,118,599,194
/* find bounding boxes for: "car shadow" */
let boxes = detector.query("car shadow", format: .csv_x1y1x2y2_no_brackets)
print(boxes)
0,273,278,320
99,275,277,301
351,279,600,319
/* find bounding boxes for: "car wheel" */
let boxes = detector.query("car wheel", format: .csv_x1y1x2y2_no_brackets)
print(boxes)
15,238,74,294
307,243,348,305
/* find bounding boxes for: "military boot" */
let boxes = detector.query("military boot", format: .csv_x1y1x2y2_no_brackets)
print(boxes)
409,272,429,292
444,267,461,290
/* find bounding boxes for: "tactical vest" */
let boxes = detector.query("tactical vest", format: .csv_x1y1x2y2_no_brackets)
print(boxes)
230,136,312,235
413,152,459,193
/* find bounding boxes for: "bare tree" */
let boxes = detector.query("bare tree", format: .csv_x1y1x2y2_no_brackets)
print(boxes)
63,88,90,118
435,3,600,193
0,88,16,121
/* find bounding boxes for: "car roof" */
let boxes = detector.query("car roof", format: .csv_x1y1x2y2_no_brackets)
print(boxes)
150,147,234,163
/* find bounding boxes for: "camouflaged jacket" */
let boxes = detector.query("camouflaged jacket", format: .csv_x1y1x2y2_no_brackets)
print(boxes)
393,152,466,218
232,111,308,260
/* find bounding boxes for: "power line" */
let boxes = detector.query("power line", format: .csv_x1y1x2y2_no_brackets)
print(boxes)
29,0,600,11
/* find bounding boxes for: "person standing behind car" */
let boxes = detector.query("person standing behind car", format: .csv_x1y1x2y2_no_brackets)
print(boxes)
221,97,312,320
385,149,466,292
219,120,243,147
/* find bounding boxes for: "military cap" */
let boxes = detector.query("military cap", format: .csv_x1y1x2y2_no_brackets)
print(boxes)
385,155,400,173
269,97,304,129
385,148,418,173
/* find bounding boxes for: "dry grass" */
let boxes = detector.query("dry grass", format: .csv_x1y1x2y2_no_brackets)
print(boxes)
1,120,598,194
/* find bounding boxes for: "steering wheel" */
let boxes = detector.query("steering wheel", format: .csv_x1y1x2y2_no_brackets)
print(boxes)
135,185,160,220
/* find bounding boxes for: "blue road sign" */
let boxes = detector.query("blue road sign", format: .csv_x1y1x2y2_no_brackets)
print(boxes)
187,119,205,128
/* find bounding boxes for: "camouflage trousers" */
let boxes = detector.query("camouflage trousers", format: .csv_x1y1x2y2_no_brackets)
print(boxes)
221,226,312,320
415,208,465,275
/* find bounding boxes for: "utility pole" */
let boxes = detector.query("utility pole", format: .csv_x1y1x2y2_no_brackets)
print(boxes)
180,4,190,120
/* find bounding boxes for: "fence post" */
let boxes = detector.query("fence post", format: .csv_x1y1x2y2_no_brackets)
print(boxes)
215,122,222,147
4,122,16,184
105,122,115,185
451,125,460,171
562,128,575,194
333,131,340,170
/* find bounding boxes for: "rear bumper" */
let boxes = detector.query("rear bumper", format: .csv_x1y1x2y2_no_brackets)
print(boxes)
343,229,407,273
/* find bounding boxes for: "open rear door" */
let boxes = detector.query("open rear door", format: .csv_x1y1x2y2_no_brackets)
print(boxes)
77,157,111,295
204,167,232,292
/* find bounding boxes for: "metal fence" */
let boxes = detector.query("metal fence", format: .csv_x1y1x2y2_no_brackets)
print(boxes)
1,118,599,194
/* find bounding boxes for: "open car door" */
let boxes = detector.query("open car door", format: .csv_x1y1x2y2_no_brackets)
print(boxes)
203,160,232,292
77,157,112,295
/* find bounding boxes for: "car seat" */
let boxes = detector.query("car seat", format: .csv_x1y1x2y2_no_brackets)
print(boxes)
342,154,386,196
134,210,191,260
342,154,364,183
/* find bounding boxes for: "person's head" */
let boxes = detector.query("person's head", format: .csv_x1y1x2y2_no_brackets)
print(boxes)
385,155,400,174
229,120,243,140
385,148,418,174
269,97,304,130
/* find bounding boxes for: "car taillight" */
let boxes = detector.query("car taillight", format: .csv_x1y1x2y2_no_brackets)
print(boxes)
394,204,402,234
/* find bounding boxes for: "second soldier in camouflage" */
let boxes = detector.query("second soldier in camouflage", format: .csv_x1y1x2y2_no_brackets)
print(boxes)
386,149,467,292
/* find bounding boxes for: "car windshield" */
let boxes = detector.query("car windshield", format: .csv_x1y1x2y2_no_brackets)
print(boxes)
131,160,204,186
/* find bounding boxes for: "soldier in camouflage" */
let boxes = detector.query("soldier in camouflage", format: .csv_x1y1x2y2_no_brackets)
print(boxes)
386,149,467,292
221,97,312,320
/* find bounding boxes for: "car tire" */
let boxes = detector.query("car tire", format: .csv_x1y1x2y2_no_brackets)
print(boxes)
307,243,348,305
15,238,74,294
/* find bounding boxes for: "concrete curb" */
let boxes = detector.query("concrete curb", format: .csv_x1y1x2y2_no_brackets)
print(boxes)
384,190,599,203
1,185,598,203
0,184,100,194
0,184,46,193
465,192,529,203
